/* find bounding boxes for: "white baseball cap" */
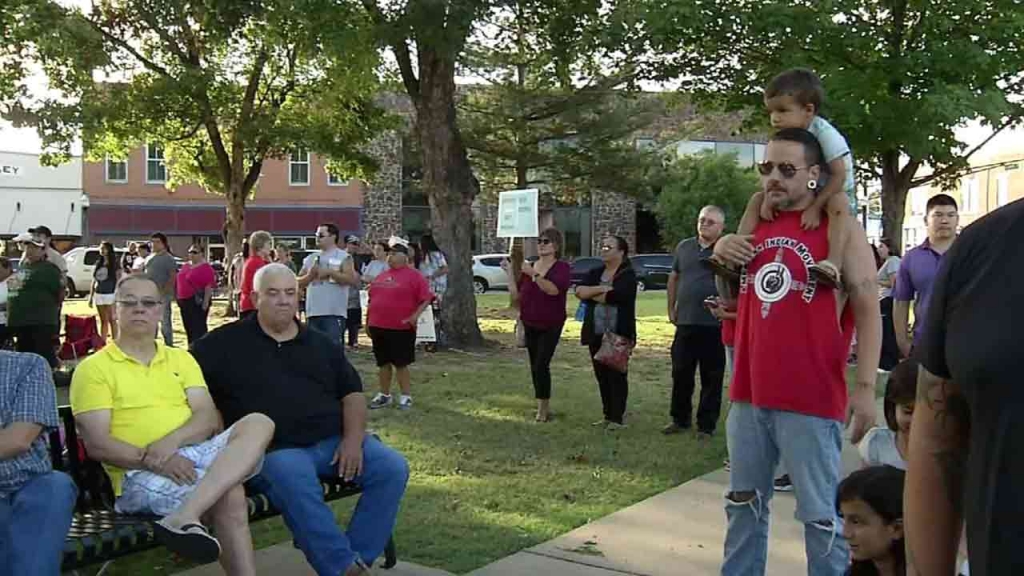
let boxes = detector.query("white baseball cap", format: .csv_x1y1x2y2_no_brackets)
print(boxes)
13,232,45,247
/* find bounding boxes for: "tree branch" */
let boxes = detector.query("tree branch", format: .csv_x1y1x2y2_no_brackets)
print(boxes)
83,17,171,78
360,0,420,100
910,118,1016,187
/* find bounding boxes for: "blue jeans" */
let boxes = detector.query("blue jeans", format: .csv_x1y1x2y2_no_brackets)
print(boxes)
308,316,345,354
247,435,408,575
0,471,77,575
160,299,174,346
722,402,848,576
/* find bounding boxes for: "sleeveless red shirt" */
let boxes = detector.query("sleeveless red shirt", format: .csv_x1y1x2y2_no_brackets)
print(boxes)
730,211,854,421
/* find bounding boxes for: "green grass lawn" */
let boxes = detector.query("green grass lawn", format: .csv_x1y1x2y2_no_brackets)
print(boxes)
59,292,728,574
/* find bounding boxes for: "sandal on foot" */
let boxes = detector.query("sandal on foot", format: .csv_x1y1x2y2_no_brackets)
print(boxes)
700,256,741,281
809,260,841,289
154,520,222,564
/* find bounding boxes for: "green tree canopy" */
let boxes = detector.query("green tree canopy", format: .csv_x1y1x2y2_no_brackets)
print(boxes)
643,0,1024,248
3,0,389,289
656,151,759,248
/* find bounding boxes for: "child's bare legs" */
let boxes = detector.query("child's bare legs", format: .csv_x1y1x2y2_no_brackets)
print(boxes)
704,193,765,279
809,194,852,288
737,191,767,237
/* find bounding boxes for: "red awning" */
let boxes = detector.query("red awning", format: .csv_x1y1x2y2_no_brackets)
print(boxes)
88,204,361,236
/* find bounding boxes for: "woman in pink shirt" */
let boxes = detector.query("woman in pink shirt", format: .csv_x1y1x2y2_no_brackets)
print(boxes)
176,244,218,343
366,242,434,410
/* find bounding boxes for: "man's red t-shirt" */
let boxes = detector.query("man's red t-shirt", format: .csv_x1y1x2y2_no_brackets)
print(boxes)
239,256,268,312
367,265,434,331
730,211,855,422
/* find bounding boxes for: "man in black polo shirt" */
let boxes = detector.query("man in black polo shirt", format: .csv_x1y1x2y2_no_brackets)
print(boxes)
664,205,727,438
904,198,1024,576
191,263,409,576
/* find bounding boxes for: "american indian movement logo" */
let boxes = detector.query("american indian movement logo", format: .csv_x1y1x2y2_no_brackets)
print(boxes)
739,236,819,318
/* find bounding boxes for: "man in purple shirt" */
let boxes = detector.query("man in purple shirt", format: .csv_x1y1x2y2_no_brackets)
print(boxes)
893,193,958,358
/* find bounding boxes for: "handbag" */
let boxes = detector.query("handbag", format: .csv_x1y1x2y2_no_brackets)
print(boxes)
185,265,208,308
592,305,634,373
515,317,527,348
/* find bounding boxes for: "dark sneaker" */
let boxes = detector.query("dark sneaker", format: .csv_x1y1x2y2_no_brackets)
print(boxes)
696,430,715,441
369,393,393,410
774,474,794,492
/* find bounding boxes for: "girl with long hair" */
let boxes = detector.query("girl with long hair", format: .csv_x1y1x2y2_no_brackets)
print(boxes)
90,241,121,340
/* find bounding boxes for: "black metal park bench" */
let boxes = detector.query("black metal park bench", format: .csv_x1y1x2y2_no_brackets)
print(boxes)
49,406,398,572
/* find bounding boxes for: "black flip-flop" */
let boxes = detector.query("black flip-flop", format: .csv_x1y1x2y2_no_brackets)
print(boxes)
700,257,741,281
809,261,841,289
154,520,222,564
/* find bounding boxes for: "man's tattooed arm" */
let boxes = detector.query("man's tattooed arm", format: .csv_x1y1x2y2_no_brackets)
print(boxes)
905,367,971,576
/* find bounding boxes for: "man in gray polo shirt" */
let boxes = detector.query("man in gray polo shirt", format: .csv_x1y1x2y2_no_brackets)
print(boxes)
664,205,727,438
298,223,358,354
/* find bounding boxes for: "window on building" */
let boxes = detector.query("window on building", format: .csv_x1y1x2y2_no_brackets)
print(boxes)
997,173,1010,208
910,187,928,215
146,144,167,183
961,177,979,213
289,149,310,185
327,172,345,186
105,156,127,183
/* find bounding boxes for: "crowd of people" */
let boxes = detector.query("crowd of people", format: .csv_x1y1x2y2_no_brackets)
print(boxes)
0,65,1018,576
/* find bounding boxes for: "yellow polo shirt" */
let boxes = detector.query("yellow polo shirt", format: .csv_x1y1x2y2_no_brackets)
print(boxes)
70,341,208,495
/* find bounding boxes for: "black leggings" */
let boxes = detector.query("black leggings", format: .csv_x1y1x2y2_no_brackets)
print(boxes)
524,323,563,400
178,298,210,344
879,297,901,371
589,339,629,424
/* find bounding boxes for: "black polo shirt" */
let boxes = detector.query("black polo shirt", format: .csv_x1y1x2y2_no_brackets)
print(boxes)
190,315,362,448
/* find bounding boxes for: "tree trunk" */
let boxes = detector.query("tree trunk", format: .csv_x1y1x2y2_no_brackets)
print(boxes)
417,49,484,348
222,181,246,316
879,152,911,252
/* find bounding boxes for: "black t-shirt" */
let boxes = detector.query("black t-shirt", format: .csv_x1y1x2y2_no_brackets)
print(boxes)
917,198,1024,576
190,315,363,448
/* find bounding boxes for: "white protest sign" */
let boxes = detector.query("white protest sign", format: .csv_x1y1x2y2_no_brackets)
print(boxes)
416,305,437,343
496,188,539,238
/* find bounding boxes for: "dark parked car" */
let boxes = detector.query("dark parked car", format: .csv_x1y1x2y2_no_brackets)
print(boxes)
631,253,673,291
569,257,603,287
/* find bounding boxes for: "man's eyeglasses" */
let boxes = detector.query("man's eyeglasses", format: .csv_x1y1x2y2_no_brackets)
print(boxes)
537,238,553,245
698,218,720,225
116,299,163,309
757,161,810,179
316,234,330,239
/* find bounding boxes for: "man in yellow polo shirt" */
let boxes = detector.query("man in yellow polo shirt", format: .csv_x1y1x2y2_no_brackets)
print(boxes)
70,274,274,572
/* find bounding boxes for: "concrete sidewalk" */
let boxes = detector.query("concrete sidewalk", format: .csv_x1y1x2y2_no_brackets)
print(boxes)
468,439,862,576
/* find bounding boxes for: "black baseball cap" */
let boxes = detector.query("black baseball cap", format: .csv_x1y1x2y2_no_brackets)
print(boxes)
28,225,53,238
345,234,360,244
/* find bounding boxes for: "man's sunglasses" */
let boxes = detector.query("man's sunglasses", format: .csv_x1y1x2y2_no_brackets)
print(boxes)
116,299,163,309
757,161,810,179
537,238,554,245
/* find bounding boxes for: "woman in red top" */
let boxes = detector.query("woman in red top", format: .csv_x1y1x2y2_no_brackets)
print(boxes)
176,244,218,343
239,230,273,317
504,228,572,422
366,242,434,411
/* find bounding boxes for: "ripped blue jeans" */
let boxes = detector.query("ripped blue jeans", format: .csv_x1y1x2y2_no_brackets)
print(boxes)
722,402,849,576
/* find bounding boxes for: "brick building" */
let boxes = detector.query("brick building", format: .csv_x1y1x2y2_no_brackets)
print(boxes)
81,133,402,261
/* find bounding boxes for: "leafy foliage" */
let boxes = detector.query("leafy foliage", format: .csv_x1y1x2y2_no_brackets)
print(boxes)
655,151,759,248
458,0,666,204
2,0,389,278
643,0,1024,247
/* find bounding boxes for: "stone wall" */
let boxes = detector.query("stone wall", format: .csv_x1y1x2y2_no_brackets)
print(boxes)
591,190,636,255
362,130,403,242
475,201,505,254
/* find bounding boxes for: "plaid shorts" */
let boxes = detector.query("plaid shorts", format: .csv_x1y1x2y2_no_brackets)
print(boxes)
114,425,261,517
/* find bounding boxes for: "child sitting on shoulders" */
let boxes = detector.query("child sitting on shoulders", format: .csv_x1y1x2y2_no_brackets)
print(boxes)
857,359,916,469
706,68,857,288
